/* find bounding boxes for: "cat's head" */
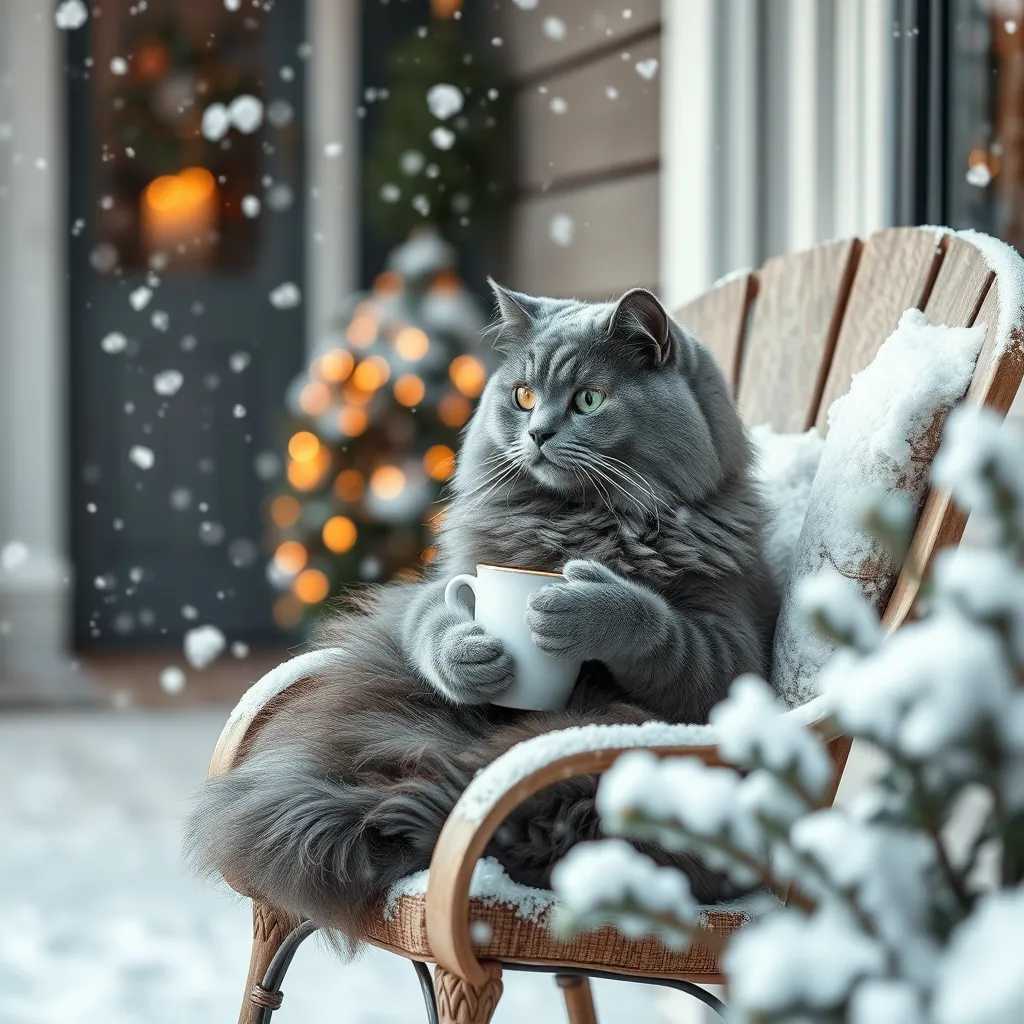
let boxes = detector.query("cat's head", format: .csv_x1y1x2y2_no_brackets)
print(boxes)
455,282,748,510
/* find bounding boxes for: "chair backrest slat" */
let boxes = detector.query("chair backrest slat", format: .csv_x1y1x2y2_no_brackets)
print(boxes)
921,234,995,330
736,238,861,431
813,228,945,430
675,273,756,390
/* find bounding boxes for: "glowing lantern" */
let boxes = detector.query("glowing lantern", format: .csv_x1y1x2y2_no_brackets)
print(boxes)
423,444,455,481
394,374,425,407
317,349,354,383
299,381,332,416
334,469,365,501
438,394,472,428
270,495,301,528
322,515,357,553
395,327,429,361
338,406,369,437
141,166,218,253
370,465,406,500
288,431,321,462
274,540,308,575
293,568,330,604
449,355,486,398
352,355,391,391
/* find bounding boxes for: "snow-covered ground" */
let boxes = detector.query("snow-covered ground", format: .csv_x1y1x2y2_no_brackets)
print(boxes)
0,710,669,1023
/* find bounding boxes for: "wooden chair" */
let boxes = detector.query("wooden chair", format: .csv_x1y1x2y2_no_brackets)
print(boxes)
207,227,1024,1024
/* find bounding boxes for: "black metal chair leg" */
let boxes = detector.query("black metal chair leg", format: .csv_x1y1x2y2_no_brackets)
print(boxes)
252,919,319,1024
413,959,441,1024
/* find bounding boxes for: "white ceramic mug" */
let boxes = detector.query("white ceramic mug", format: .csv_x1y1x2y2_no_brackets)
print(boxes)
443,563,582,711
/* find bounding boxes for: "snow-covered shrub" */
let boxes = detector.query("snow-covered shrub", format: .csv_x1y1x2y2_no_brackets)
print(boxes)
552,406,1024,1022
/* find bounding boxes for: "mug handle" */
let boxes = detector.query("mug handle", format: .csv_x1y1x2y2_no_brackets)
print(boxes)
444,573,478,614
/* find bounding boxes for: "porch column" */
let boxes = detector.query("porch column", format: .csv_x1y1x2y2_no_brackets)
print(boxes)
0,0,99,703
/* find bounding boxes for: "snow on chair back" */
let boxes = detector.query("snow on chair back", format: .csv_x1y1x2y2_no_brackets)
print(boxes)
677,226,1024,632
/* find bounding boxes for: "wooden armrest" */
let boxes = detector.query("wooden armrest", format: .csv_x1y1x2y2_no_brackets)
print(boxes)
207,648,342,779
425,698,841,984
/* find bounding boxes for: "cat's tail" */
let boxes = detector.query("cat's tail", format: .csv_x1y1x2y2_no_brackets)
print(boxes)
185,743,471,941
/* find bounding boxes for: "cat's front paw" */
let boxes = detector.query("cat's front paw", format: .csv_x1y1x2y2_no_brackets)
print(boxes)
428,619,515,703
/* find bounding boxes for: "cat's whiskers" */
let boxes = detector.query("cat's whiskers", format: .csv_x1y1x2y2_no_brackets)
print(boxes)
597,453,672,510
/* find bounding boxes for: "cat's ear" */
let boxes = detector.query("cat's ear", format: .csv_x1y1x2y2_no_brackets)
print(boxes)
487,278,538,336
608,288,671,366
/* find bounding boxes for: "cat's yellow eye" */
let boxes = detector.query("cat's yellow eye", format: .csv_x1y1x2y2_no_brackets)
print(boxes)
573,389,605,414
513,385,536,410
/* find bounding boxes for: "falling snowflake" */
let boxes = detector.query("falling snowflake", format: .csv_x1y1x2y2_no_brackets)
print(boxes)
201,103,231,142
267,183,294,212
549,213,574,246
241,194,261,218
324,141,344,157
512,0,538,7
229,351,251,373
101,331,128,354
228,95,264,134
426,84,464,120
1,541,29,573
110,57,128,76
184,624,226,670
198,521,226,546
430,127,455,150
412,194,431,216
159,666,186,694
232,404,247,418
228,539,258,568
470,921,493,943
267,99,294,129
54,0,88,30
605,86,620,100
89,244,119,274
224,0,241,9
549,97,568,115
966,163,993,188
269,282,302,309
129,286,152,311
380,183,401,203
487,88,499,100
129,566,144,583
151,310,170,332
129,446,155,470
169,487,192,510
231,641,250,658
153,370,184,396
635,58,659,80
181,605,199,621
543,16,567,40
400,149,425,175
254,452,281,480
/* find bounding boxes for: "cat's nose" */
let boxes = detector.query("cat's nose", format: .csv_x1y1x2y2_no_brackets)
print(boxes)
530,428,555,449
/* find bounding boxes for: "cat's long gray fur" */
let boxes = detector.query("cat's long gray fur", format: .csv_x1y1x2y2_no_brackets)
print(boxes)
186,284,779,941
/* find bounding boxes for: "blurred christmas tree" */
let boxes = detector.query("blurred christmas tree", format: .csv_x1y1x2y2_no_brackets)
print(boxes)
266,230,492,628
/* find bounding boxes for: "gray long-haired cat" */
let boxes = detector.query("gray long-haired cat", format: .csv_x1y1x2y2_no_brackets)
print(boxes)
187,284,778,940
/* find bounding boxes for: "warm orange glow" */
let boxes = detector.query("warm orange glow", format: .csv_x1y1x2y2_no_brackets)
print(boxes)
449,355,487,398
299,381,332,416
287,446,330,491
422,545,438,563
373,271,403,295
141,167,218,251
394,566,421,581
430,271,462,293
370,465,406,500
423,444,456,481
338,406,369,437
427,508,446,533
342,382,373,406
288,431,321,462
334,468,365,501
322,515,357,553
352,355,391,391
293,567,330,604
430,0,463,18
346,314,378,348
135,39,170,81
274,540,308,575
273,594,303,628
438,394,472,428
395,327,430,361
270,495,301,528
317,349,355,383
394,374,425,407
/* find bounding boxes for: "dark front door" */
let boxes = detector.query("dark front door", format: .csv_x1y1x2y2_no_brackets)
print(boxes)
67,1,306,649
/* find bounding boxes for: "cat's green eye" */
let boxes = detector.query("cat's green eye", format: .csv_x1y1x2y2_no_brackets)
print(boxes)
513,385,536,410
573,389,605,414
